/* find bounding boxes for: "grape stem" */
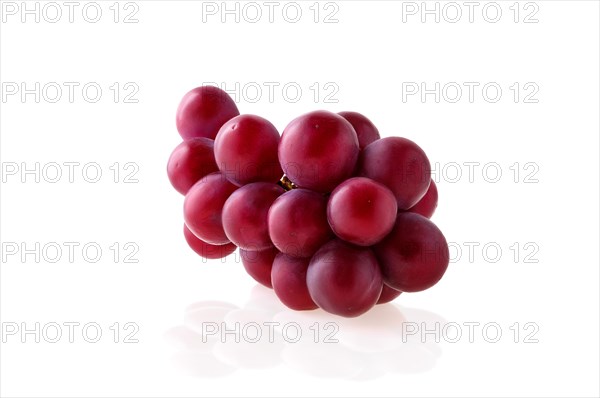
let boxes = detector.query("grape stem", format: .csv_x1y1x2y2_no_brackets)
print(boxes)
278,175,297,191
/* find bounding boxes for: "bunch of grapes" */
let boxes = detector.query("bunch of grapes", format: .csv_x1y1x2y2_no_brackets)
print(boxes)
168,86,449,318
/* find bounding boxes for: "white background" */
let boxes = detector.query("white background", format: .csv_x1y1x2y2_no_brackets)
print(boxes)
1,1,599,397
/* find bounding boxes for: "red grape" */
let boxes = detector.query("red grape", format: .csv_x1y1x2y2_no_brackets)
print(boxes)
307,239,383,317
271,254,318,311
176,86,240,140
240,247,279,288
327,177,397,246
278,110,359,193
183,224,237,259
222,182,284,250
167,138,219,195
406,179,438,218
184,172,238,245
376,284,402,304
338,111,380,149
214,114,283,186
170,86,450,315
375,212,449,292
268,189,333,258
357,137,431,210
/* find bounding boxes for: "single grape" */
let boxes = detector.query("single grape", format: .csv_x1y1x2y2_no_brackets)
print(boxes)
271,254,318,311
307,239,382,317
240,247,279,288
279,110,359,193
222,182,284,250
183,224,237,259
375,212,449,292
184,172,238,245
167,138,219,195
405,179,438,218
357,137,431,210
268,189,333,258
327,177,397,246
176,86,240,140
376,284,402,304
214,114,282,186
338,111,380,149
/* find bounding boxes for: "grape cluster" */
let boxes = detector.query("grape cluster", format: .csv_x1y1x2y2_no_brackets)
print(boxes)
168,86,449,318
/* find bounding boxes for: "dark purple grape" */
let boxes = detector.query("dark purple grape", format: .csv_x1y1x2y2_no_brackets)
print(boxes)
357,137,431,210
167,138,219,195
375,212,449,292
268,189,333,258
271,254,318,311
183,224,237,259
176,86,240,140
327,177,397,246
278,110,359,193
214,114,283,186
307,239,382,317
376,284,402,304
184,172,238,245
240,247,279,288
405,179,438,218
338,111,380,149
222,183,284,250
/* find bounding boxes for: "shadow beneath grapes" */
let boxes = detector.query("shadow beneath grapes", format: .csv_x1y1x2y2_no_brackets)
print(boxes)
164,285,444,380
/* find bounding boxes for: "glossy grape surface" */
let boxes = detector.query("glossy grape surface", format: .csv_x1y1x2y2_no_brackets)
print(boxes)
240,247,279,288
272,254,318,311
376,283,402,304
338,111,380,149
357,137,431,210
268,189,332,258
183,224,236,259
167,138,219,195
327,177,397,246
279,110,359,193
307,240,383,317
183,172,238,245
375,212,449,292
214,114,283,186
222,182,284,250
176,86,240,140
406,179,438,218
